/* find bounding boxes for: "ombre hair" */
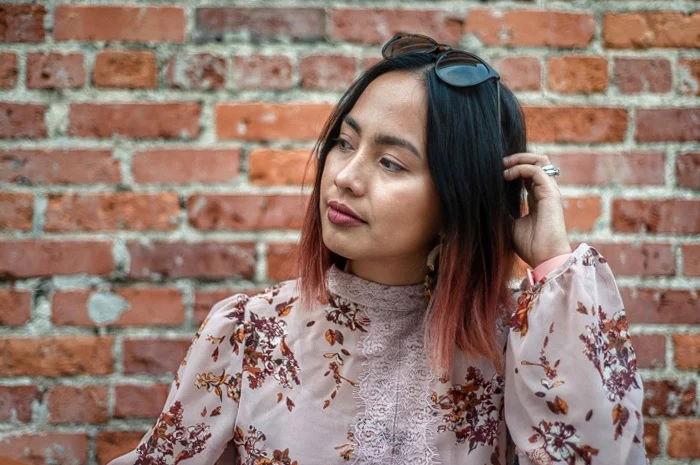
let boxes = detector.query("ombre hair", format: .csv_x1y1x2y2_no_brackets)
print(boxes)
296,51,527,375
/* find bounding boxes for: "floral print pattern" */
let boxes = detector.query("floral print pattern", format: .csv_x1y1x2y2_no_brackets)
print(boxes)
107,243,647,465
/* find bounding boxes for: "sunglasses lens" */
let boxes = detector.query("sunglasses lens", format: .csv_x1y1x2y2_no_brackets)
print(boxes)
382,34,437,58
436,51,498,87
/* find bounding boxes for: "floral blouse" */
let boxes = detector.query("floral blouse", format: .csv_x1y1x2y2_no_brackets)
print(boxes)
106,242,648,465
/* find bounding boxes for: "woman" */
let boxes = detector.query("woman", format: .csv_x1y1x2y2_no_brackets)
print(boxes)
107,33,647,465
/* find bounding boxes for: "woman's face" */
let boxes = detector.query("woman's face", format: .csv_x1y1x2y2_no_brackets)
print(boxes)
320,71,442,284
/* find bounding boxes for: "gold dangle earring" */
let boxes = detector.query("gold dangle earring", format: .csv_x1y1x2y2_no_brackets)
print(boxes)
424,238,442,299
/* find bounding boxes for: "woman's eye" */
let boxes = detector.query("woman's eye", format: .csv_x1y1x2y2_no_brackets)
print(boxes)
334,137,352,151
380,158,404,172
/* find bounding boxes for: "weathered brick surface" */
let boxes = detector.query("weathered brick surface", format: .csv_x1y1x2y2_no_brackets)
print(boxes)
0,2,697,462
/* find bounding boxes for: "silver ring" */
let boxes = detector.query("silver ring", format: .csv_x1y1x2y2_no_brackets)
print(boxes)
541,164,561,177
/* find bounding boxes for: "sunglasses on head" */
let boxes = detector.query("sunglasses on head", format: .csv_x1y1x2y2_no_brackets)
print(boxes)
381,32,502,140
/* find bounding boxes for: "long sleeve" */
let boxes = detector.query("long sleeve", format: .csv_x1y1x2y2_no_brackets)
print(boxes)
107,293,249,464
504,243,647,465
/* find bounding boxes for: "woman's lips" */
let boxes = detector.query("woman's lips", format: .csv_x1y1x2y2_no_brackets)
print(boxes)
327,206,366,227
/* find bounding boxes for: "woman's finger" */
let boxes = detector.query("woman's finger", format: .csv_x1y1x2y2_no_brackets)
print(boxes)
503,163,560,201
503,152,552,168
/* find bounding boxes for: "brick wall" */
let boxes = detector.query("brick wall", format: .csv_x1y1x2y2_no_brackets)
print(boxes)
0,1,698,463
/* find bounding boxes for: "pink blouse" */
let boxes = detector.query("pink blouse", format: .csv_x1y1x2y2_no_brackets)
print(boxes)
106,242,648,464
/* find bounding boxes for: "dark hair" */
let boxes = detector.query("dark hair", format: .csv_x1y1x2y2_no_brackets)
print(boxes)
296,51,527,375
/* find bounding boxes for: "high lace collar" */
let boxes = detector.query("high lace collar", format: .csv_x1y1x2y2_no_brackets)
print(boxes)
326,263,428,312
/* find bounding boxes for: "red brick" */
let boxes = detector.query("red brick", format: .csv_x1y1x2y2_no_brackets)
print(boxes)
604,12,700,49
47,385,108,424
187,194,309,231
300,55,357,91
674,334,700,370
588,242,674,277
0,240,113,278
196,7,325,42
0,52,18,88
68,103,200,139
127,241,256,280
95,431,146,465
54,5,185,42
524,106,627,143
612,198,700,234
630,334,665,369
683,244,700,276
166,53,225,90
249,148,316,186
232,54,293,90
94,50,156,89
194,289,262,324
0,149,120,185
0,4,45,42
44,192,179,232
331,8,462,45
676,152,700,189
0,103,46,138
122,338,190,374
549,152,665,186
547,56,608,93
614,58,672,94
52,288,184,327
667,419,700,458
132,148,240,184
0,289,31,326
466,9,594,48
267,242,300,280
492,56,540,91
644,422,660,457
636,108,700,142
643,380,696,417
26,52,85,89
0,434,88,464
0,385,41,422
621,288,699,325
0,336,113,376
215,102,332,141
0,192,32,231
561,196,601,232
679,57,700,96
114,384,169,419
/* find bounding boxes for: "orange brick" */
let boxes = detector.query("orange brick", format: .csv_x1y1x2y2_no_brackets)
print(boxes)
674,334,700,370
630,334,665,369
561,196,601,232
614,58,672,94
95,431,146,465
0,4,45,42
122,338,190,374
215,102,332,141
26,52,85,89
621,288,699,324
466,9,594,48
44,192,179,232
0,386,40,422
187,194,309,231
0,103,47,138
0,192,32,231
0,240,113,278
636,108,700,142
300,54,357,91
604,12,700,49
492,56,541,91
94,50,156,88
524,106,627,143
0,336,113,376
612,198,700,234
47,385,108,424
114,384,169,418
52,288,184,327
330,8,462,45
679,57,700,95
0,434,88,464
68,103,200,139
248,148,316,186
547,56,608,93
127,241,256,280
644,422,660,457
54,5,185,42
132,148,241,184
0,149,120,185
232,54,293,90
0,52,18,87
667,419,700,458
267,242,300,280
550,152,665,186
588,242,674,277
0,289,31,327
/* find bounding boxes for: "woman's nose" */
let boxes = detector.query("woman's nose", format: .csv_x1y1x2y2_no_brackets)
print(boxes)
334,150,367,196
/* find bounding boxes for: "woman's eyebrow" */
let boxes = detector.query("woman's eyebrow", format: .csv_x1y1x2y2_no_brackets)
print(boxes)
342,114,422,160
